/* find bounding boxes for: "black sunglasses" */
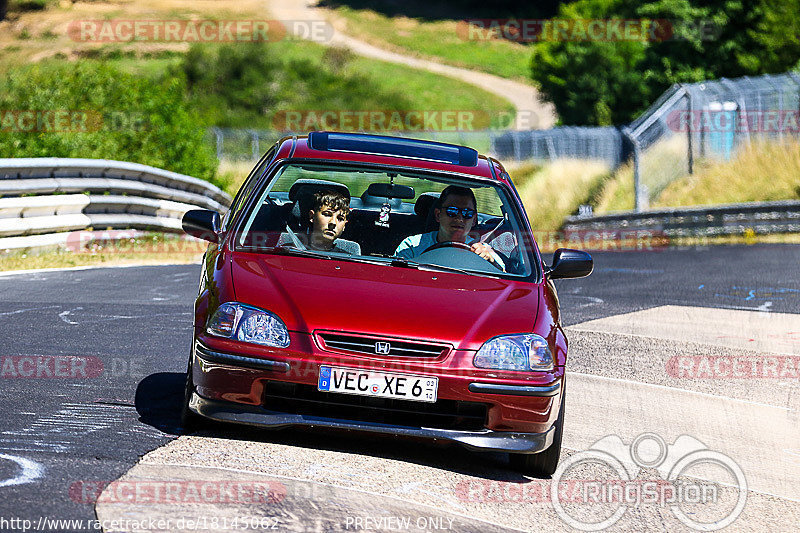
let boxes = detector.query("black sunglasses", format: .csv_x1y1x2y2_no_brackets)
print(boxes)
442,206,476,218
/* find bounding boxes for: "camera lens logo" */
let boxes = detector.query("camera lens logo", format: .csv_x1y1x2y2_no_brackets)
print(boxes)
551,433,747,531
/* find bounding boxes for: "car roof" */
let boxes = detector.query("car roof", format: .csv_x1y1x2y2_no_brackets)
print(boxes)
277,132,509,185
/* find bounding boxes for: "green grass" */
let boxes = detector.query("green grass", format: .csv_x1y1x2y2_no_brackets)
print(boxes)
104,54,184,78
266,39,515,115
109,40,511,154
324,6,534,81
0,234,204,272
98,39,513,135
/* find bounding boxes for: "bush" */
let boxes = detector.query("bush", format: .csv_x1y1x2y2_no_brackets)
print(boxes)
179,42,411,129
0,62,219,185
12,0,47,12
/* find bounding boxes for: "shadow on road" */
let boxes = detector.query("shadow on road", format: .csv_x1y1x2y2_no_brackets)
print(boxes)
134,372,186,435
134,372,542,481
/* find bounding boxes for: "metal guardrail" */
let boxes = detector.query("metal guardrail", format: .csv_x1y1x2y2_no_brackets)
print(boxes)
0,158,232,251
562,200,800,237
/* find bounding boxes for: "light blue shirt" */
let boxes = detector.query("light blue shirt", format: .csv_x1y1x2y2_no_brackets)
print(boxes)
394,231,476,260
394,231,504,270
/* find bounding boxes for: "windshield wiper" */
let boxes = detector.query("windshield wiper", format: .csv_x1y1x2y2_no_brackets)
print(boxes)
268,247,400,267
266,246,331,259
386,255,494,276
416,262,495,277
389,256,419,269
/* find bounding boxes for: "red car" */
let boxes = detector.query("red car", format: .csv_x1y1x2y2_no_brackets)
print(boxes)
181,132,592,476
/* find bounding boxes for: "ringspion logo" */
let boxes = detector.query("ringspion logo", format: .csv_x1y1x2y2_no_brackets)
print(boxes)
551,433,746,531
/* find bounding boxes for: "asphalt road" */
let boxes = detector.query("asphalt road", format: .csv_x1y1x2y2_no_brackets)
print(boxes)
554,243,800,326
0,243,798,531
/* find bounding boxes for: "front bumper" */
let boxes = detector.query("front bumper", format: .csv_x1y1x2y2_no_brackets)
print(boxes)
192,337,563,436
189,391,555,453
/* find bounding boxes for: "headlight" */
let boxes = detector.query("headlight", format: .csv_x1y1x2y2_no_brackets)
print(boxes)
473,334,553,371
206,302,290,348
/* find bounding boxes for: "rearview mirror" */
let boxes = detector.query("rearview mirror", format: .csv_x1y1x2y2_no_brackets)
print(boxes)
546,248,593,279
366,182,415,199
182,209,220,243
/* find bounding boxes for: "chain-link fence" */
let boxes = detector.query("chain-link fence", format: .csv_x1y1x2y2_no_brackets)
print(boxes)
208,128,502,162
496,70,800,211
491,127,625,167
627,71,800,210
208,70,800,212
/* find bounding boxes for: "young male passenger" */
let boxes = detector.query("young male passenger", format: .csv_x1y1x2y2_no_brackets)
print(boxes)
278,190,361,255
394,185,504,268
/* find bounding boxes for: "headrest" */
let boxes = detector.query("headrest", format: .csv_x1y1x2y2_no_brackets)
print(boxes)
414,192,440,217
288,179,350,201
289,179,351,222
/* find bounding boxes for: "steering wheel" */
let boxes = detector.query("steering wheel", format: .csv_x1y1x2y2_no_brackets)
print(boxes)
421,241,474,254
420,240,504,271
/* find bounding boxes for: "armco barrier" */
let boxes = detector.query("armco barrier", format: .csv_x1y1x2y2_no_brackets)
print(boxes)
563,200,800,237
0,158,232,251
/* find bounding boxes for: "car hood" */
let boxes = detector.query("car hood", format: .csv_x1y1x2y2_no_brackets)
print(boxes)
231,253,541,350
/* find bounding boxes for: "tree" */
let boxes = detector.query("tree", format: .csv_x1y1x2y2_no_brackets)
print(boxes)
0,62,219,184
530,0,800,126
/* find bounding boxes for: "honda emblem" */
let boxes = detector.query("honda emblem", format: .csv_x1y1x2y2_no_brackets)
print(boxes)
375,341,391,354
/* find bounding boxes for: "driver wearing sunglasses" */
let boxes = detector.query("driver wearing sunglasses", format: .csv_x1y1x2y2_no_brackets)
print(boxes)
394,185,505,269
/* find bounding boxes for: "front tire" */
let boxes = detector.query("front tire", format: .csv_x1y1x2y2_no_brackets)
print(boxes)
509,380,565,477
180,358,204,433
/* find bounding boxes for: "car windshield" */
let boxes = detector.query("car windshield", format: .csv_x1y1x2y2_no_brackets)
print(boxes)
235,162,536,278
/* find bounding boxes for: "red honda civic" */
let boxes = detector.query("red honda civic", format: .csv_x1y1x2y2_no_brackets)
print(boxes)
181,132,592,476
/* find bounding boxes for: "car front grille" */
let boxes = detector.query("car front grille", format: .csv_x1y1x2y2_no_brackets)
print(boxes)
317,332,449,359
261,381,488,431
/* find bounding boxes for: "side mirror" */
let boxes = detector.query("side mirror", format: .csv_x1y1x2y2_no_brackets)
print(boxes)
182,209,220,243
546,248,593,279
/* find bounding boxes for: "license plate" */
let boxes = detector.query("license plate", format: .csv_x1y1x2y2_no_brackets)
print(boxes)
318,366,438,403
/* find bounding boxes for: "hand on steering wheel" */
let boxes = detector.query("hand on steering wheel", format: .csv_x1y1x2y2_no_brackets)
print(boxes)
421,240,504,270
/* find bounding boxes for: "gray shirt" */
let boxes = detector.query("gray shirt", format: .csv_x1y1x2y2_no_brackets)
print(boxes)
394,231,504,269
276,232,361,255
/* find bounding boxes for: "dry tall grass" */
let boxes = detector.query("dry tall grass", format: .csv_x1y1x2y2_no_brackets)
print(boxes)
653,140,800,207
216,159,257,197
513,159,612,231
593,136,689,213
593,138,800,213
